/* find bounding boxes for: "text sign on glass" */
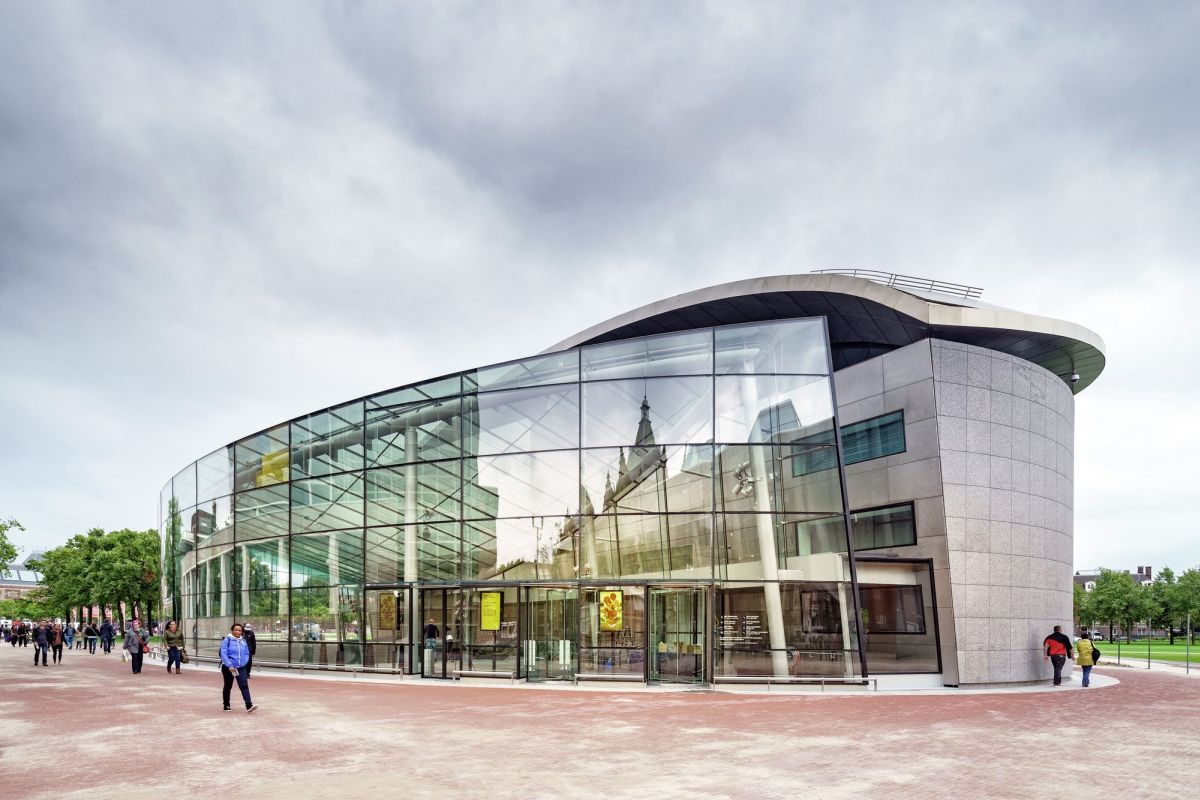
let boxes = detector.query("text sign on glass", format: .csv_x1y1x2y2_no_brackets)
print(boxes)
480,592,502,632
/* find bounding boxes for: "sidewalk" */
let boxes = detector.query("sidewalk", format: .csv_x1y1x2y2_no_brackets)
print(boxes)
4,642,1198,800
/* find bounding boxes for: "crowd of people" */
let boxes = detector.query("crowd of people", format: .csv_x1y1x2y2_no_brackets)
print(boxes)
3,618,261,713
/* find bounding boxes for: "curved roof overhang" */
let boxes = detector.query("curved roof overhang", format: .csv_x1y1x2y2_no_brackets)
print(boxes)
544,274,1106,393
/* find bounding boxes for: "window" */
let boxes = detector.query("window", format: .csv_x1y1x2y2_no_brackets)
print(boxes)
858,585,926,634
850,503,916,551
790,410,906,476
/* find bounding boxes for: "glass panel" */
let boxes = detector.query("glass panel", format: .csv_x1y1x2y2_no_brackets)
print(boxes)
240,538,289,590
714,582,861,678
857,561,939,674
715,374,835,444
364,526,406,584
586,514,712,580
472,350,579,391
197,446,235,503
291,530,365,587
366,376,461,409
582,377,711,448
364,397,462,468
234,424,289,491
291,401,365,479
417,522,461,581
172,464,197,509
717,513,850,578
581,445,712,516
291,473,365,533
291,586,364,666
462,515,575,582
234,484,289,541
458,587,520,676
192,496,233,548
851,503,916,551
582,330,712,381
579,587,645,678
716,444,844,517
364,589,411,672
463,450,579,520
525,587,579,681
715,319,829,375
464,385,579,456
649,588,705,683
842,411,906,464
365,461,461,526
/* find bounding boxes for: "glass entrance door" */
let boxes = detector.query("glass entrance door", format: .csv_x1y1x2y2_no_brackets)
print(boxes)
649,587,706,684
364,588,411,672
420,588,464,679
524,587,577,681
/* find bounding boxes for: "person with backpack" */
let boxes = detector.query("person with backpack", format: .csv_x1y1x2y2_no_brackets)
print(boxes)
1075,631,1099,688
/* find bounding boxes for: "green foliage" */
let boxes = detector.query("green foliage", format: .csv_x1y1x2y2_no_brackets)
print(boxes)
27,527,160,621
0,593,54,620
0,517,23,570
1089,569,1151,642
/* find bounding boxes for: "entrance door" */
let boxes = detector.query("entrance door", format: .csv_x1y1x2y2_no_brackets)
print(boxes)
364,588,411,672
420,588,464,679
649,587,706,684
524,587,578,681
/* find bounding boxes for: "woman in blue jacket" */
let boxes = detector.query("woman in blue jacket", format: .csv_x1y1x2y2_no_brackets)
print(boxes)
219,623,258,713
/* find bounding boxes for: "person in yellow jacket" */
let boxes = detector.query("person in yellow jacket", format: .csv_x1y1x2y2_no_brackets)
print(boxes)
1075,631,1097,687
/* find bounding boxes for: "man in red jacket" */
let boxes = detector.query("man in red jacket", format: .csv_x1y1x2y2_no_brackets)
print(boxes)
1043,625,1074,686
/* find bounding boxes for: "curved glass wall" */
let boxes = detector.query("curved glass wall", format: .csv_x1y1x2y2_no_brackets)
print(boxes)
161,318,869,682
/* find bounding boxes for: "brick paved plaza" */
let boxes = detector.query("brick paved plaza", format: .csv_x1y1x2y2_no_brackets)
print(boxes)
2,643,1198,799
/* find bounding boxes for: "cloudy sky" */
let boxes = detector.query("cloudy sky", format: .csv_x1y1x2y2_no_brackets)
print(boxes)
1,2,1197,572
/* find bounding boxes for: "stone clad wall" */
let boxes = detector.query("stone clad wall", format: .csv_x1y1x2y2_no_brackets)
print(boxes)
931,339,1075,685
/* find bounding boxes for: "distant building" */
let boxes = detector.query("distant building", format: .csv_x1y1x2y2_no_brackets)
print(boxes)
0,567,43,601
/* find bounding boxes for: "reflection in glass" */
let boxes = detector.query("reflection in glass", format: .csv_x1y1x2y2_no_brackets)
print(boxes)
197,446,235,503
234,485,289,541
471,351,579,392
192,496,233,547
291,473,365,533
582,377,711,448
463,451,579,521
582,331,712,381
716,444,844,518
718,513,850,578
291,530,365,587
365,462,461,526
715,319,829,375
587,514,713,580
234,424,289,491
578,587,645,677
462,515,575,582
581,445,712,516
365,398,462,468
291,402,365,479
464,385,579,456
365,527,405,584
172,464,197,510
367,376,461,410
715,374,834,444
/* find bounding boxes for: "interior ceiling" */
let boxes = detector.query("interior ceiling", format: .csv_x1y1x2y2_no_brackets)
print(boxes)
573,290,1105,393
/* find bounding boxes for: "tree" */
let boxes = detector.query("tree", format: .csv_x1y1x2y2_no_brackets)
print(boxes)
1074,582,1097,631
1090,569,1143,642
1178,569,1200,645
1147,567,1184,644
0,517,23,571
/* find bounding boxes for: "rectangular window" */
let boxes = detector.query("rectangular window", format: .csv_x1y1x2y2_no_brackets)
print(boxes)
850,503,916,551
859,584,926,635
791,410,906,476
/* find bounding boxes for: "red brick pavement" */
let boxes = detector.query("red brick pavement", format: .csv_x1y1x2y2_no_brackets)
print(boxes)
2,642,1198,799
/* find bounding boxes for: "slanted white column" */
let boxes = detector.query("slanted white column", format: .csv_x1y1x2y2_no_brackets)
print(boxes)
404,426,421,657
742,373,790,678
240,545,251,615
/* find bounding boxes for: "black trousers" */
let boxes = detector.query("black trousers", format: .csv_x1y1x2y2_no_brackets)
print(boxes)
1050,654,1066,684
34,644,48,665
130,649,144,673
222,665,252,709
51,644,63,662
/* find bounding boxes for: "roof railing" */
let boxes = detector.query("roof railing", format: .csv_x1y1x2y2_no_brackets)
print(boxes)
811,269,983,300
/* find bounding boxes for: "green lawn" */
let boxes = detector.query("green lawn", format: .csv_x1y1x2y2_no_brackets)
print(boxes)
1093,639,1200,665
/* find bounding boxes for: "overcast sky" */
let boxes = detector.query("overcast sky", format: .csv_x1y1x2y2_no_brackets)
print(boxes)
2,2,1197,573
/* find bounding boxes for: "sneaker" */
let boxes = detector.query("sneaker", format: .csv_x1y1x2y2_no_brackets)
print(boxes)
247,704,258,713
223,707,231,712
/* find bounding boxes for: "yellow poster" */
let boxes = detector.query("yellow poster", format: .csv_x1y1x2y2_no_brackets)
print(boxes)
379,593,397,630
599,590,623,632
480,591,502,632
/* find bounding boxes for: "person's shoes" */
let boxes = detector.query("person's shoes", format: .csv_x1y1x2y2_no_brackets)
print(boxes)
223,707,231,712
247,704,258,713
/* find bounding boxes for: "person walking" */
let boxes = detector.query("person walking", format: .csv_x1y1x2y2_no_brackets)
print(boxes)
50,622,65,664
162,620,185,674
219,623,257,713
242,623,257,676
17,621,30,647
84,622,99,654
64,622,76,650
99,619,114,654
1075,631,1098,688
32,621,50,666
123,619,148,675
1043,625,1074,686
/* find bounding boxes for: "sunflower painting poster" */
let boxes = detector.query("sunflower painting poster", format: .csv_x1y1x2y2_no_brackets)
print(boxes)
598,590,623,632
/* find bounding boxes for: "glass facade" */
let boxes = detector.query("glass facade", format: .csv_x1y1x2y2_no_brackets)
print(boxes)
161,318,903,682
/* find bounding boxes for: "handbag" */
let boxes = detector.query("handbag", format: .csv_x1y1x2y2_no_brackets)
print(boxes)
141,643,150,654
1091,644,1100,663
181,649,190,664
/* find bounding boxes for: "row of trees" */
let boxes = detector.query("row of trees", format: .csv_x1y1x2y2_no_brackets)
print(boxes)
0,525,160,628
1075,567,1200,644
